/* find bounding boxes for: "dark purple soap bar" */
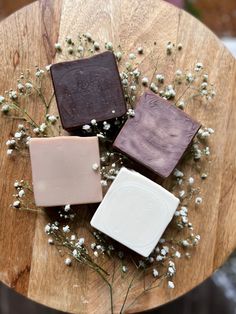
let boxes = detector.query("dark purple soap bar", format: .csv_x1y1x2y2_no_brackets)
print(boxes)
113,91,201,178
50,51,126,131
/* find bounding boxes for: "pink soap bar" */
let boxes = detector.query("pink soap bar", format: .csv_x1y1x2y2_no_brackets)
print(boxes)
29,136,102,207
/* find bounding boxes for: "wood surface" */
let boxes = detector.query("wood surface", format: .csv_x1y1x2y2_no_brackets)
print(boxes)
0,0,236,313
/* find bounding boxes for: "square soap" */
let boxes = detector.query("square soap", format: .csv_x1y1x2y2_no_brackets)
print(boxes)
113,92,201,178
91,167,179,257
29,136,102,207
50,51,127,131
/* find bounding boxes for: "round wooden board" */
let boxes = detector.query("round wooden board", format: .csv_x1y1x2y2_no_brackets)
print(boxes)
0,0,236,313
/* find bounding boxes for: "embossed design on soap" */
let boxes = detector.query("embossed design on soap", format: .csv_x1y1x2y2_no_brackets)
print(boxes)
50,51,127,131
113,92,201,178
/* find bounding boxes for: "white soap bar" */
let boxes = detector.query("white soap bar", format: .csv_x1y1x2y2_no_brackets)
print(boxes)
29,136,102,207
91,167,179,257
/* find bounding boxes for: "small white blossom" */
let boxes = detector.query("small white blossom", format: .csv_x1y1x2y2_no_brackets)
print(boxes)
156,255,163,262
17,83,24,91
93,42,100,50
177,43,183,50
39,123,47,133
130,85,136,92
9,90,17,99
101,180,107,187
14,132,22,139
166,42,174,55
45,64,52,71
7,149,13,156
25,82,33,89
150,82,158,93
70,235,76,241
161,248,167,256
127,109,135,117
165,85,176,99
18,189,25,198
92,163,99,171
78,238,85,246
133,69,140,78
14,181,20,188
186,72,194,83
168,281,175,289
152,268,159,278
173,169,184,178
48,115,57,124
208,128,214,134
55,42,62,51
82,124,91,131
180,206,188,216
73,249,78,257
77,45,84,53
137,47,143,54
182,240,190,247
91,119,97,125
84,32,92,41
175,251,181,258
45,224,51,233
195,197,203,205
177,100,185,109
195,62,203,71
103,122,111,131
168,266,175,276
35,69,45,77
64,204,70,212
204,146,210,156
115,51,122,61
179,190,185,198
156,74,164,83
0,95,5,103
33,127,40,135
94,251,98,257
188,177,194,185
129,53,136,60
64,258,72,266
91,243,96,250
13,200,20,208
175,69,182,76
48,238,54,245
63,225,70,233
1,104,10,113
141,77,149,86
67,47,74,54
105,42,113,50
122,266,128,273
149,257,154,263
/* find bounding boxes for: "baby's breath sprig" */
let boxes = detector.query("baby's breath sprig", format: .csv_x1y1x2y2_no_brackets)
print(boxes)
1,68,59,156
11,179,42,212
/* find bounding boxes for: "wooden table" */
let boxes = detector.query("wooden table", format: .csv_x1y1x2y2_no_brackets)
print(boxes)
0,0,236,313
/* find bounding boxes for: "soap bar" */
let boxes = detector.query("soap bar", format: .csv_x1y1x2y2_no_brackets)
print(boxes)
113,92,201,178
29,136,102,207
91,167,179,257
50,51,127,131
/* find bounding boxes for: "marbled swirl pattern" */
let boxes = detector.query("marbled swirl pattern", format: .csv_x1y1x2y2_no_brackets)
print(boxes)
114,92,201,178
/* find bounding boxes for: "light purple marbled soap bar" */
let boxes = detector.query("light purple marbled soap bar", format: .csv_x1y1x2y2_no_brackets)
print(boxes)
29,136,102,207
114,91,201,178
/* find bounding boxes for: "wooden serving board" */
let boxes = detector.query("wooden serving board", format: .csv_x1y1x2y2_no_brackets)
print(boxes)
0,0,236,313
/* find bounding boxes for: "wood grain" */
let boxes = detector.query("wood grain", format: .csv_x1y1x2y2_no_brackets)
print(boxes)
0,0,236,313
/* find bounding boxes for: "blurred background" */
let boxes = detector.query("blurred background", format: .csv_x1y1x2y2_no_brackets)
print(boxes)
0,0,236,313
